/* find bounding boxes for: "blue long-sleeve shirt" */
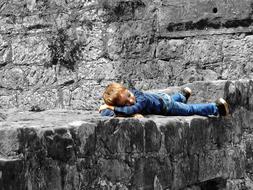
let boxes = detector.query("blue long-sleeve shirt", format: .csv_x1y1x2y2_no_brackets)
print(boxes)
100,89,165,117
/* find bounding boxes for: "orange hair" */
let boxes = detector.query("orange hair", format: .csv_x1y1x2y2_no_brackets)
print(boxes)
103,83,126,106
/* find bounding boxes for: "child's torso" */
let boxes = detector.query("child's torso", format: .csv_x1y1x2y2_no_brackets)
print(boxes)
133,90,170,114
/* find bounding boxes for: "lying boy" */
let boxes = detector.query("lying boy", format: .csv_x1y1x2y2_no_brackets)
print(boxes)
99,82,229,118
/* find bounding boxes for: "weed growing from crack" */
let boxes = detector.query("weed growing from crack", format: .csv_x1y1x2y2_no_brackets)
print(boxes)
47,28,83,71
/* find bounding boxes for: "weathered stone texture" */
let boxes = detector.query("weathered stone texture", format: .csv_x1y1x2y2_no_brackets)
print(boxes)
1,0,253,109
0,110,244,190
0,79,252,189
1,0,253,189
158,0,253,32
0,80,252,190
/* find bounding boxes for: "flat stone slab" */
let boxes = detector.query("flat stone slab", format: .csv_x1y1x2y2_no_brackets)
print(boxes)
0,109,246,190
158,0,253,37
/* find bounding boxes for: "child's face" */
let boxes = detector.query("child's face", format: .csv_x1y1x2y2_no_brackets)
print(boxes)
117,89,136,106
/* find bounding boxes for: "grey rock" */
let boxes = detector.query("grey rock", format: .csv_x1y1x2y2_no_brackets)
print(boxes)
0,0,253,110
0,99,251,190
1,0,253,189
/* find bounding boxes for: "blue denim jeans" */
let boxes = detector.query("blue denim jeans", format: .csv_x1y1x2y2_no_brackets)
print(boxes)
158,93,219,116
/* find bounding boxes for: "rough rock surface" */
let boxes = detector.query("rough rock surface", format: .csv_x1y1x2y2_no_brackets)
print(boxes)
1,0,253,189
0,0,253,110
0,110,246,190
0,79,253,190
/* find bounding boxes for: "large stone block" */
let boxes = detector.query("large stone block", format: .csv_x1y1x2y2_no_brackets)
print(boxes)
78,59,116,80
98,0,148,23
171,154,199,189
155,35,253,85
144,119,162,153
107,19,156,60
183,38,223,64
0,68,25,91
67,80,106,110
69,121,96,157
198,147,245,182
245,134,253,180
160,116,234,155
12,35,50,66
0,127,20,157
158,0,253,35
98,158,132,183
131,157,173,190
116,59,174,88
96,118,145,155
19,89,59,110
0,35,11,67
224,79,253,111
0,108,250,189
156,39,185,60
0,158,25,190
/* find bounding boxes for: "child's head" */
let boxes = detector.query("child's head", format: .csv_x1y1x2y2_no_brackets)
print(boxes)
103,83,136,106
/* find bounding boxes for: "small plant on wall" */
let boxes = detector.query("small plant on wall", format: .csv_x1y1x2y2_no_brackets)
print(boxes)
97,0,146,22
47,27,83,71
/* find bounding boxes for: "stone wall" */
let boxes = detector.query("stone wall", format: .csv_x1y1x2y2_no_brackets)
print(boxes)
0,79,253,190
1,1,253,189
0,0,253,110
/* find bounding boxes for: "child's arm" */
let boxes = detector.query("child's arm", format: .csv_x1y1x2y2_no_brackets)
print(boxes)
113,90,146,115
132,114,144,118
100,108,116,117
99,90,146,116
99,104,114,112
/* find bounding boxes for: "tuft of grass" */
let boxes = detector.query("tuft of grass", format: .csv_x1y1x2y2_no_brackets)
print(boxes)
47,28,83,71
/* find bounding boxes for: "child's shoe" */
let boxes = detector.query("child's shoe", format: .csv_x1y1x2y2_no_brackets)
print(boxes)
215,98,229,116
181,87,192,103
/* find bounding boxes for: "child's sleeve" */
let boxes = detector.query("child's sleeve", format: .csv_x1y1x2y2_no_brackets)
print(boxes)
100,109,116,117
114,90,146,115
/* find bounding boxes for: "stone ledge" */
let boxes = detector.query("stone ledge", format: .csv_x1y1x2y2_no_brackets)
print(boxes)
0,109,246,190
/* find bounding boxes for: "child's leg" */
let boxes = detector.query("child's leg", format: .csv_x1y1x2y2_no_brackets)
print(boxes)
171,93,186,103
167,101,219,116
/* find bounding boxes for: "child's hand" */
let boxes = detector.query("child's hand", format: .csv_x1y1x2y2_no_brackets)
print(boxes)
99,104,114,112
132,114,144,118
